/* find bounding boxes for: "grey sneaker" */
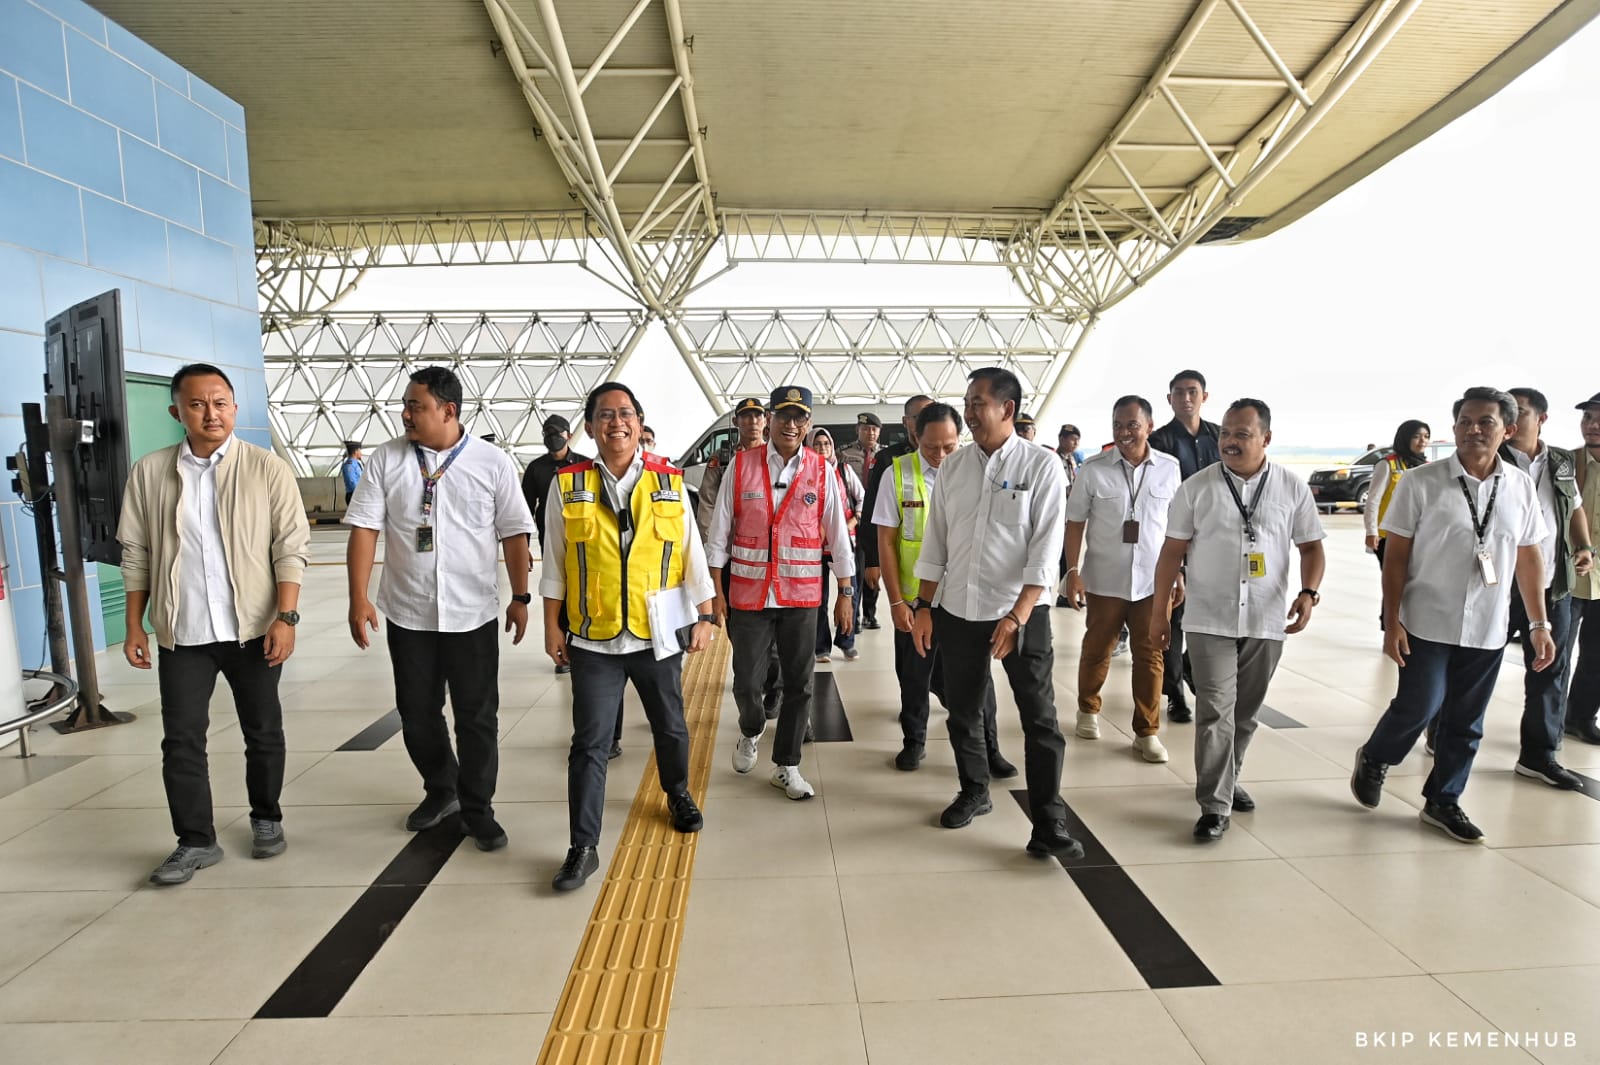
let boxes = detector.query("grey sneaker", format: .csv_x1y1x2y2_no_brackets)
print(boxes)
251,818,287,859
149,843,224,885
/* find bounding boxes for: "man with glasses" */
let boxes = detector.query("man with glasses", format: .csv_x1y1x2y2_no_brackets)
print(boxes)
910,368,1079,857
708,387,855,800
346,366,535,852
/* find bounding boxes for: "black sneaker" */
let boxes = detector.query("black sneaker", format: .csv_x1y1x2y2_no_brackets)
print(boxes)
939,787,992,829
1514,758,1584,791
553,845,600,891
1420,800,1484,844
1231,787,1255,812
987,750,1018,779
1026,819,1086,858
1193,813,1229,841
1350,745,1387,809
894,743,925,771
863,618,882,630
406,793,461,831
555,663,571,676
1167,698,1192,724
1565,718,1600,745
463,816,508,852
666,790,704,833
608,742,623,760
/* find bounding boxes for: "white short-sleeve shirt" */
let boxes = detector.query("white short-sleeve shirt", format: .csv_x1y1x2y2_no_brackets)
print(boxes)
345,433,535,633
1165,461,1325,641
1064,448,1181,601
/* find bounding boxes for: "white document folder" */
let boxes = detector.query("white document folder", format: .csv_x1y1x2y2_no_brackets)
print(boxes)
646,584,699,660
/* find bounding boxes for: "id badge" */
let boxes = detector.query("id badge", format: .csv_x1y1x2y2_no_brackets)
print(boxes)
1476,549,1498,586
1246,552,1267,579
1121,519,1140,544
416,525,435,553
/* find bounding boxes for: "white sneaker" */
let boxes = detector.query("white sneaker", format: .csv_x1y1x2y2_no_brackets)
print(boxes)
733,731,762,774
1111,635,1130,657
1076,712,1100,739
770,764,815,800
1134,734,1169,763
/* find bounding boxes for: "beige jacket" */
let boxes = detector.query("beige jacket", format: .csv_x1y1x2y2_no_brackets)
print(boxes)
118,438,311,650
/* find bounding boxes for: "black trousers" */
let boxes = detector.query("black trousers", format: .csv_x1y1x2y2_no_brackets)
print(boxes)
1163,600,1190,702
157,637,285,848
557,604,624,743
896,628,1000,750
728,606,814,765
387,620,501,822
567,646,691,846
1510,587,1575,761
1568,596,1600,727
932,605,1066,824
719,569,781,712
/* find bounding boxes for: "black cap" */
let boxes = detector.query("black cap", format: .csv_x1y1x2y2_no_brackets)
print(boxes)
769,386,813,414
733,397,765,416
856,412,882,427
541,414,571,434
1576,393,1600,411
1014,412,1036,427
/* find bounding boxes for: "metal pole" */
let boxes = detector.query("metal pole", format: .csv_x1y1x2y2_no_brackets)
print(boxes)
44,395,110,730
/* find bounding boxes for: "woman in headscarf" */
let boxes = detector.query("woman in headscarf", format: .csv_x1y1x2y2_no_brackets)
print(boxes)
808,427,865,662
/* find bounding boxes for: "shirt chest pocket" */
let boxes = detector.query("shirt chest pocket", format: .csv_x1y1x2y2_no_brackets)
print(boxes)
651,499,685,542
991,489,1030,526
563,500,598,543
1139,485,1176,523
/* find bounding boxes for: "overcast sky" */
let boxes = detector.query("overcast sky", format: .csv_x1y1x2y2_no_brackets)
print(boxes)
346,16,1597,456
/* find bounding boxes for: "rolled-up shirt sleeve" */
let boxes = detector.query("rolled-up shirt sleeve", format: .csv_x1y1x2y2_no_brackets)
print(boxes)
538,478,568,601
679,512,716,603
705,457,738,567
1023,456,1066,588
913,457,950,584
822,467,855,580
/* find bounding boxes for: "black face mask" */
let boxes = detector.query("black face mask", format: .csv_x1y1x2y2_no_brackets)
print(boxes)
544,432,568,452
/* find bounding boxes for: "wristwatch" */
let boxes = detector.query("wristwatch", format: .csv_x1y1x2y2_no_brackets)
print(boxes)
1529,620,1552,631
276,610,300,627
511,593,533,605
1298,588,1321,605
909,597,930,612
697,613,716,624
838,584,854,597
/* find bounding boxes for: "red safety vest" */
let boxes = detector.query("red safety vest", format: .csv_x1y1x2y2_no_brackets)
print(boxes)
728,447,827,610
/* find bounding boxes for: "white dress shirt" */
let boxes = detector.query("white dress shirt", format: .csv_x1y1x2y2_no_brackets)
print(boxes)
1165,460,1325,642
539,450,716,655
705,443,855,608
914,432,1067,621
1065,447,1181,601
174,436,239,645
345,433,535,633
1380,453,1546,649
1504,443,1580,589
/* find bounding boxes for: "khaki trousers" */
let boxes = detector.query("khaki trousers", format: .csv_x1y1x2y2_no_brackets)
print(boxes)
1077,592,1163,737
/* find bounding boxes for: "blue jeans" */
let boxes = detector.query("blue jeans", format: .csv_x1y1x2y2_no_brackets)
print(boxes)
1363,633,1505,803
1511,589,1574,761
816,566,855,654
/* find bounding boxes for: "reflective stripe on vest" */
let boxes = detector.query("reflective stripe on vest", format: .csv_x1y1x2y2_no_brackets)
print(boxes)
1375,455,1405,536
891,452,929,586
560,462,687,641
728,447,826,610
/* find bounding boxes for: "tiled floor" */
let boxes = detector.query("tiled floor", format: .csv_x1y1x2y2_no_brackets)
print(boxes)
2,517,1599,1064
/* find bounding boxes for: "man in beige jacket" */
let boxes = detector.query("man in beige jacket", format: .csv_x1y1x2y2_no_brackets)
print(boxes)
119,363,311,885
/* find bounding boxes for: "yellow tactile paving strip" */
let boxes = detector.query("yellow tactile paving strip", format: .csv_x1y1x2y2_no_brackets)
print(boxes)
536,634,730,1065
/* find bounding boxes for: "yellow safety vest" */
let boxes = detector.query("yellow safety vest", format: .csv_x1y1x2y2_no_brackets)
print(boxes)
1375,455,1405,537
560,459,687,641
891,452,930,586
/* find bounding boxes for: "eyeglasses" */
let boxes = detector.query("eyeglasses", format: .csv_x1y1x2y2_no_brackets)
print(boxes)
772,409,809,424
593,408,639,423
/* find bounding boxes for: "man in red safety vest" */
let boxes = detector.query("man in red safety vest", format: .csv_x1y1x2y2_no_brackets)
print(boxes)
708,386,855,800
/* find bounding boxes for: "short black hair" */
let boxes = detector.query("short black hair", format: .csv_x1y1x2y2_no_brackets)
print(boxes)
642,424,656,436
170,363,234,400
1226,397,1272,430
584,381,644,424
1508,387,1549,415
967,367,1022,414
409,366,464,419
903,394,933,415
1112,394,1154,420
1453,387,1518,428
345,440,362,457
1169,369,1207,391
915,401,963,437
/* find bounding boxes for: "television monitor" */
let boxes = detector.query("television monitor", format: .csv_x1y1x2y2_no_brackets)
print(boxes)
44,289,130,565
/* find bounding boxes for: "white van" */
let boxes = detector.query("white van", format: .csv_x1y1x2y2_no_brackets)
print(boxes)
673,401,908,508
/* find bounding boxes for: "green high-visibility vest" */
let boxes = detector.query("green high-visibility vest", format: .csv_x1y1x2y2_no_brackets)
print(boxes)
891,452,930,586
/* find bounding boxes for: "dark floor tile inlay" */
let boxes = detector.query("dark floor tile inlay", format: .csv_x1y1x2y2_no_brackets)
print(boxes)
337,708,403,751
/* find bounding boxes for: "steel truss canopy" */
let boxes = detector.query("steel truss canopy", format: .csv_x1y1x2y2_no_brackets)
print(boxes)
92,0,1600,468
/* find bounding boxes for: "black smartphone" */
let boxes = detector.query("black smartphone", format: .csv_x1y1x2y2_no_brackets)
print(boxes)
674,623,697,650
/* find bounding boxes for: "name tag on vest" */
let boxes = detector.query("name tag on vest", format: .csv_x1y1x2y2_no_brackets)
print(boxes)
740,491,764,500
562,489,596,504
651,489,681,503
902,500,924,508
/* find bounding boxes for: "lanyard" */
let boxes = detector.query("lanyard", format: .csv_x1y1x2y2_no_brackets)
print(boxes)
1457,474,1500,546
1221,465,1269,543
1119,458,1148,520
414,436,469,519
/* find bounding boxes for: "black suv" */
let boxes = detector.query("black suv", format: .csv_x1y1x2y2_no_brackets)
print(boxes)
1308,448,1390,512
